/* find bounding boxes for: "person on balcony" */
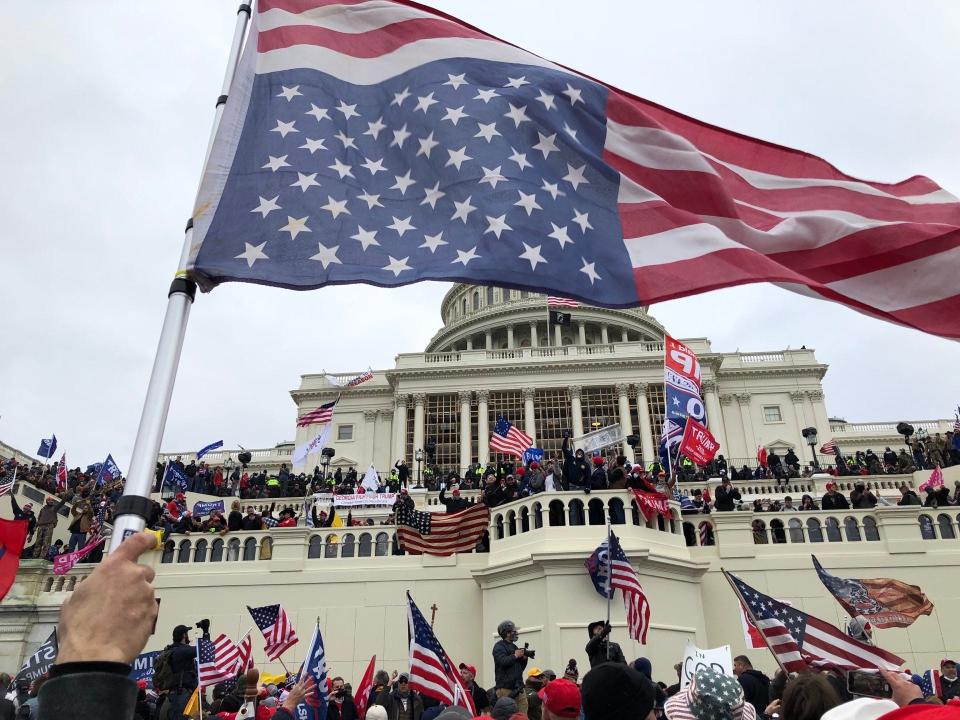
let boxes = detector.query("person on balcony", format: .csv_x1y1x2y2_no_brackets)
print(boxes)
821,482,850,511
439,486,470,514
714,478,741,511
850,482,878,509
561,434,590,492
394,460,410,489
922,484,951,509
897,485,922,506
589,457,609,492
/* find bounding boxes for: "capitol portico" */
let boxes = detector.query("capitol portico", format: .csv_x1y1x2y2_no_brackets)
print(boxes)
292,283,834,475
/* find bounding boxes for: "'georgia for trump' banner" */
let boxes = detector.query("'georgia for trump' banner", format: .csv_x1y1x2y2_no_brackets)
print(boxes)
313,493,396,508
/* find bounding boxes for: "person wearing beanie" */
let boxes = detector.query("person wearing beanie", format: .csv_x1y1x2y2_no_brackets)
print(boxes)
585,621,626,668
584,662,657,720
562,660,579,684
538,678,581,720
492,696,519,720
365,706,389,720
433,707,472,720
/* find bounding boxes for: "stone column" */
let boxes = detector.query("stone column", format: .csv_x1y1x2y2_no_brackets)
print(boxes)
554,324,562,346
507,325,515,349
600,324,609,344
805,390,830,438
616,383,635,462
719,394,740,459
363,410,378,467
701,380,728,456
578,321,587,346
459,390,472,474
736,393,755,459
477,390,490,466
621,328,629,343
522,387,537,444
635,383,654,463
392,394,409,462
412,393,426,460
525,321,536,347
570,385,584,439
466,337,473,350
790,391,807,434
485,330,492,350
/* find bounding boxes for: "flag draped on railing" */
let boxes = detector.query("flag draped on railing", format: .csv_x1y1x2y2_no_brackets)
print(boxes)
395,499,489,556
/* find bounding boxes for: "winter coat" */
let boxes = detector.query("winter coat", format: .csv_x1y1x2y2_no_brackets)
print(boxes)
492,638,528,690
590,467,609,490
438,487,471,514
737,669,770,718
714,485,741,511
228,510,244,531
585,632,626,667
326,697,359,720
821,492,850,510
39,669,138,720
375,688,423,720
36,498,67,528
561,437,590,489
69,500,94,533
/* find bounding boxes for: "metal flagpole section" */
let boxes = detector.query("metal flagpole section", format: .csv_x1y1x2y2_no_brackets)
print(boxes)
604,524,613,661
109,3,253,553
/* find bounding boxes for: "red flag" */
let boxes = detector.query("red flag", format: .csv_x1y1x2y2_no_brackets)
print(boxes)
757,446,768,468
678,419,720,465
57,453,67,493
53,536,105,575
630,489,672,521
664,336,702,391
0,518,30,602
353,655,377,720
919,465,944,492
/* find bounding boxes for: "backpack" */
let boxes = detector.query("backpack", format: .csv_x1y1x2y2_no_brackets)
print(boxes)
152,645,177,692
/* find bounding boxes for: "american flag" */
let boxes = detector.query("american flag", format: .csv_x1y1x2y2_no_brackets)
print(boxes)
56,453,67,492
248,604,299,660
236,631,254,671
197,635,241,686
728,572,904,672
608,531,651,644
395,499,489,556
490,416,533,459
915,669,942,699
297,397,338,427
0,466,16,499
820,440,839,455
406,592,476,715
547,296,580,308
183,1,960,339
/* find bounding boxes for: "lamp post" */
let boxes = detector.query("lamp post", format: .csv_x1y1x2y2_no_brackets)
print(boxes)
224,456,234,495
415,449,424,489
320,446,335,482
801,427,820,471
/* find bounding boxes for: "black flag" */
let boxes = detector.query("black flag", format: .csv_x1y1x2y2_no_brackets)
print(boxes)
549,310,571,326
15,629,57,685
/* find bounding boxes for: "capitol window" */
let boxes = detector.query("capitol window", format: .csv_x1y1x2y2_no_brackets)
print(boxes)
337,424,354,441
486,286,494,305
763,406,783,423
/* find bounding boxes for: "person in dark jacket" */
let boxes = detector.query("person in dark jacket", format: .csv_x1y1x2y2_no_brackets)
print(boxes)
227,500,244,531
394,460,410,488
327,676,359,720
897,485,922,506
482,474,505,508
561,436,590,491
713,478,741,511
821,483,850,510
733,655,770,719
439,486,470,514
492,620,529,714
240,505,264,530
10,497,36,538
375,673,423,720
589,458,608,491
159,624,199,720
584,621,626,668
850,482,877,509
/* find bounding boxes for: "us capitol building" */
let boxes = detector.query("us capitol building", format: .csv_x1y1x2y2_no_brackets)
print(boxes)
2,285,957,689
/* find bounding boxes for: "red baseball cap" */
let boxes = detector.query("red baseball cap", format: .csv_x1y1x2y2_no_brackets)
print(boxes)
458,662,477,676
538,678,581,718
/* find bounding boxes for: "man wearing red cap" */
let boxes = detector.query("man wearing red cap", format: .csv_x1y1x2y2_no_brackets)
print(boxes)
458,663,490,715
821,482,850,511
940,659,960,702
538,678,581,720
439,485,470,514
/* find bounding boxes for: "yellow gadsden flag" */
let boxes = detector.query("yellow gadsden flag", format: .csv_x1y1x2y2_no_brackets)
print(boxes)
182,687,200,718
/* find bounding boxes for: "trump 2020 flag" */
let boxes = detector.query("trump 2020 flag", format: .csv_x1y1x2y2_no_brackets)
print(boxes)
37,436,57,459
183,1,960,339
95,454,122,487
297,623,329,720
162,461,190,493
197,440,224,460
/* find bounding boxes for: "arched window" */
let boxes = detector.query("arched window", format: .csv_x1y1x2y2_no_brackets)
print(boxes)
243,538,258,560
937,514,955,540
520,291,528,299
260,537,273,560
609,498,626,526
568,499,585,526
342,534,356,557
843,517,861,542
473,291,480,311
325,534,339,558
177,540,192,563
919,515,936,540
698,521,715,546
769,519,786,544
375,532,390,556
359,533,373,557
548,500,566,527
752,519,768,544
863,516,880,541
532,502,543,530
788,518,804,543
462,298,467,315
161,541,175,564
486,286,494,306
682,521,696,547
825,517,842,542
308,535,323,558
211,539,224,562
227,538,241,561
194,539,208,563
807,518,824,543
506,510,517,537
519,507,530,533
494,514,505,540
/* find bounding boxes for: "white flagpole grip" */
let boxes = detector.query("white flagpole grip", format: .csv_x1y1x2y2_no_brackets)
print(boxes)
109,3,252,553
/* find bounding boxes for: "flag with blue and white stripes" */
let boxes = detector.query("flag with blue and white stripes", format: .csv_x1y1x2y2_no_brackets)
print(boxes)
297,624,329,720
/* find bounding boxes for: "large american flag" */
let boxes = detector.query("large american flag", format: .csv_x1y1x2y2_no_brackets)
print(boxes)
608,531,651,644
236,631,254,671
490,416,533,458
248,604,299,660
547,296,580,308
406,592,476,715
728,572,904,672
395,498,489,556
197,635,241,686
184,0,960,339
297,397,338,427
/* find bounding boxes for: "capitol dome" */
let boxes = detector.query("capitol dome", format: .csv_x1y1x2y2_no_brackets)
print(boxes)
426,283,667,352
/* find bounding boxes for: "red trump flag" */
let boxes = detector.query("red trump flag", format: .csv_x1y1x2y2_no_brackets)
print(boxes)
679,419,720,465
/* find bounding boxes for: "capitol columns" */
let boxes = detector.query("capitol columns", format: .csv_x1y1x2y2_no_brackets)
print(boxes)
701,380,728,455
789,391,807,430
363,410,378,467
600,324,609,345
529,321,538,347
506,324,515,349
735,393,756,456
484,330,492,350
578,321,587,346
569,385,584,440
522,387,537,444
477,390,490,466
459,390,472,474
392,394,409,462
615,383,635,463
634,383,655,463
621,328,629,343
412,393,426,459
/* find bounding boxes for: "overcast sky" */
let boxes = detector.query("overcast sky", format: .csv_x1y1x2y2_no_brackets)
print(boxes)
2,1,958,468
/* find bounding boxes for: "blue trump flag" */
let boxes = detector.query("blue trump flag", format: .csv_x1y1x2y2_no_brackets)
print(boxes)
95,454,122,487
522,448,545,466
162,462,190,493
197,440,224,460
128,650,160,688
193,500,225,517
585,535,614,599
37,436,57,459
297,624,329,720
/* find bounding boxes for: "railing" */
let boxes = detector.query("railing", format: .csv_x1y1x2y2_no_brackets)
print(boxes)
739,352,785,363
918,511,960,541
829,420,949,434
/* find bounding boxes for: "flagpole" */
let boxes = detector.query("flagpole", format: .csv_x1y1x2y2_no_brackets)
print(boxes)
720,569,789,675
605,524,613,661
196,642,205,720
108,4,252,553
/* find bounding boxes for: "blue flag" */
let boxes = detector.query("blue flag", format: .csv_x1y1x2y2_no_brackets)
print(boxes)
128,651,160,688
197,440,224,460
297,625,329,720
522,448,545,466
193,500,225,517
95,454,122,487
584,535,613,599
162,462,190,493
37,436,57,459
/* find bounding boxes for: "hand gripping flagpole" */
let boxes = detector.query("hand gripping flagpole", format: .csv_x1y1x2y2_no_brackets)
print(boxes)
109,3,253,553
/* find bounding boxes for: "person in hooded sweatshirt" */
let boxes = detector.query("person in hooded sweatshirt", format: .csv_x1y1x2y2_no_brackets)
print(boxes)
584,621,626,668
733,655,770,718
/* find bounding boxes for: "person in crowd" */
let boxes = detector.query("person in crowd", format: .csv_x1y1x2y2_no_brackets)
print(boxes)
537,676,581,720
733,655,770,718
582,662,656,720
780,496,797,512
562,660,579,685
821,482,850,510
850,482,878,509
327,675,359,720
923,484,951,509
585,621,626,668
10,496,37,541
561,435,590,492
31,495,68,559
375,672,423,720
522,668,546,720
394,460,410,489
365,707,389,720
846,616,874,645
940,659,960,702
438,486,470,514
799,494,817,511
898,485,922,506
457,663,490,716
491,696,518,720
765,671,841,720
45,539,65,561
66,492,94,552
493,620,529,714
240,505,264,531
714,477,741,511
